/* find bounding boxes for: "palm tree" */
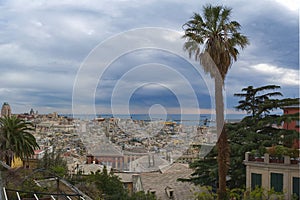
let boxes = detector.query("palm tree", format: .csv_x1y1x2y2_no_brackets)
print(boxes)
0,115,39,166
182,5,249,199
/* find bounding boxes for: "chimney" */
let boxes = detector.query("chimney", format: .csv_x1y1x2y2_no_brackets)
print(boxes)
165,186,174,199
148,154,151,167
152,154,155,166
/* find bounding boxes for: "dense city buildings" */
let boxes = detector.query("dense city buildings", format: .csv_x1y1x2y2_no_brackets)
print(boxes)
1,102,299,199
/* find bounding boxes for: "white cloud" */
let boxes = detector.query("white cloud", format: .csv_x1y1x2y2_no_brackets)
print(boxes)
0,0,298,114
275,0,299,11
251,64,299,86
0,43,39,66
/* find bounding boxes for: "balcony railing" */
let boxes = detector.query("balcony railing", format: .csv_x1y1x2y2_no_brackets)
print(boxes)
244,152,299,165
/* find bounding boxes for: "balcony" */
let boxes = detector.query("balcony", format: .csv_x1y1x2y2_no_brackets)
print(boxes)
245,152,299,165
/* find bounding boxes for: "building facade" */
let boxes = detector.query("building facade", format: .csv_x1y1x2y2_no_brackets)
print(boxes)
283,105,300,132
244,152,299,199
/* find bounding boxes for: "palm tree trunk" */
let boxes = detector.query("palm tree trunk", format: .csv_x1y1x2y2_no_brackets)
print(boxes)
215,78,229,200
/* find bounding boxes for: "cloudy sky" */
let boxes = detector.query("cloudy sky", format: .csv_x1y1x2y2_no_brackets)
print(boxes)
0,0,299,116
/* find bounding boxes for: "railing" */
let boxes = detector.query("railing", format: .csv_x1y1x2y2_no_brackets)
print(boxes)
245,152,299,165
2,188,86,200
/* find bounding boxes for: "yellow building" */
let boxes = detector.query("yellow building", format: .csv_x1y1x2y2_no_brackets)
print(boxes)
11,156,23,168
244,152,300,199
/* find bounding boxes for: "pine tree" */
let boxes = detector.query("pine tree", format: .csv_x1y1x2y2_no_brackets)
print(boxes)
181,85,299,191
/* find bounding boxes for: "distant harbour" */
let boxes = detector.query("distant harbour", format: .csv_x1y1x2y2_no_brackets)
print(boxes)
61,113,245,126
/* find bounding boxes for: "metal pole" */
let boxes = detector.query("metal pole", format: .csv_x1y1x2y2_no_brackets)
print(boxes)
2,187,8,200
16,192,21,200
33,194,39,200
0,170,3,200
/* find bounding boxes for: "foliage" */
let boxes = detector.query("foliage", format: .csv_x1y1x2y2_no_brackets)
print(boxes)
70,166,156,200
182,4,249,80
287,148,300,158
182,85,299,195
129,191,156,200
51,165,68,177
267,145,285,157
0,115,39,166
228,85,298,187
2,168,48,199
233,85,299,149
2,167,156,200
267,145,299,158
179,146,218,187
249,146,266,157
37,149,68,177
182,5,249,200
70,174,103,200
88,166,127,199
234,85,282,117
229,188,245,200
194,186,217,200
181,124,248,190
243,187,285,200
194,186,286,200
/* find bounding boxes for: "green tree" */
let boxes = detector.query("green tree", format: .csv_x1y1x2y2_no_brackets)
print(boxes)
193,186,287,200
185,146,218,187
128,191,156,200
182,4,249,199
87,166,128,200
0,115,39,166
37,149,68,177
234,85,282,117
228,86,298,189
181,85,298,195
233,85,298,119
71,166,157,200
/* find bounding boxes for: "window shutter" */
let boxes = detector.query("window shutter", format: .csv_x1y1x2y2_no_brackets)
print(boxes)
251,173,262,190
270,173,283,192
293,177,300,198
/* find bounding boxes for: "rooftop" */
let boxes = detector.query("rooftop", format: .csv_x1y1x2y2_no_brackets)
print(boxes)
140,163,198,200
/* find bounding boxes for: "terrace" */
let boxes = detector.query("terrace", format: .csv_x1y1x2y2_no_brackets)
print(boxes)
244,152,299,165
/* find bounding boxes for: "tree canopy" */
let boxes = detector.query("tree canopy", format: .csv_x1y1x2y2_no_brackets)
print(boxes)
182,4,249,81
0,115,39,166
181,85,299,192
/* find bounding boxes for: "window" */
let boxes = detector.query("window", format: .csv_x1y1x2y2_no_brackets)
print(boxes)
270,173,283,192
293,177,300,199
251,173,262,190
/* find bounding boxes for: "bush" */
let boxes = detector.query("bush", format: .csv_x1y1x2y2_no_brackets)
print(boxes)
267,145,288,157
287,148,299,158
